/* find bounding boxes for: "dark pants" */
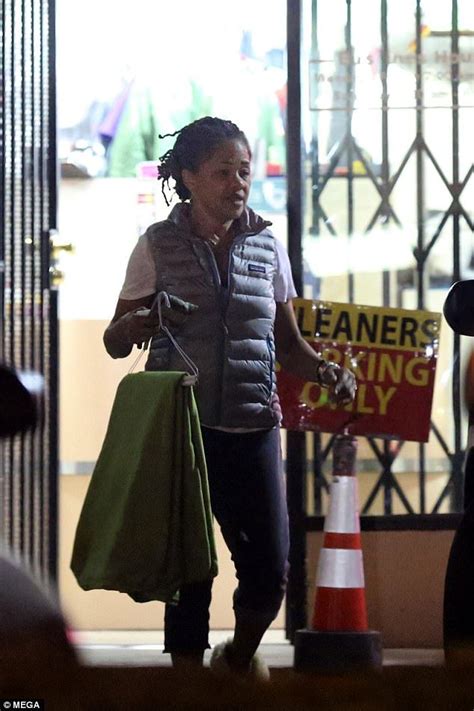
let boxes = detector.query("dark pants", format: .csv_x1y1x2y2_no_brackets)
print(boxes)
164,427,289,653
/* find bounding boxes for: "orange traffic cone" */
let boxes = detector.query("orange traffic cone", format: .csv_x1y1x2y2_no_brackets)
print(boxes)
294,433,382,673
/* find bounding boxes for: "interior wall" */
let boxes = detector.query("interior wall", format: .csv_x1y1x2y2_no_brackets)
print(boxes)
60,474,286,631
306,529,454,648
61,474,455,645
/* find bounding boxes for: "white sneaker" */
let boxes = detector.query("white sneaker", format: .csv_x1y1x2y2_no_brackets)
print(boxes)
210,639,270,682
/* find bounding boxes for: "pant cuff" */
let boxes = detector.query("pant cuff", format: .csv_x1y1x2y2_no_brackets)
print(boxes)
233,603,279,629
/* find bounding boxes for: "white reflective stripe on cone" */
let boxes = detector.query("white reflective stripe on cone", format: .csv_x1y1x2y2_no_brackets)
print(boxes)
324,476,360,534
316,548,365,589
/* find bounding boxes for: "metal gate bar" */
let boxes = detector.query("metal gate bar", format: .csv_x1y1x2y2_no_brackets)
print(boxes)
1,0,58,583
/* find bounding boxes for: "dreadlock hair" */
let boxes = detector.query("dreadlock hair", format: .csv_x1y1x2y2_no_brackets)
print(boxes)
157,116,251,206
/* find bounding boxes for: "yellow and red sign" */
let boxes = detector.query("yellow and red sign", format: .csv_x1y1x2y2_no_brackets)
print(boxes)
277,299,441,442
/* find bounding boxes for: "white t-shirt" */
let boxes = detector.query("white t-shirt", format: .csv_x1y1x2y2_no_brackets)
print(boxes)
119,232,297,303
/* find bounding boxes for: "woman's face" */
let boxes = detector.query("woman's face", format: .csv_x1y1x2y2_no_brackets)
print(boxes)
183,138,251,223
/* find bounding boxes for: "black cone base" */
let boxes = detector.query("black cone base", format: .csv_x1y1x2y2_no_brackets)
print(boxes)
294,629,383,674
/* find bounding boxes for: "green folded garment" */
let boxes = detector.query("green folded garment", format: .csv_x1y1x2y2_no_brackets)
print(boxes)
71,371,218,603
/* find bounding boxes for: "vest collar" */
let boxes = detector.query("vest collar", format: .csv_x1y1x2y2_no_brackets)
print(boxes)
167,202,272,238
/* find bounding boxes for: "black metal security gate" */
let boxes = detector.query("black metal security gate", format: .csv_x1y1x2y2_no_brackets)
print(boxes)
286,0,474,635
1,0,58,583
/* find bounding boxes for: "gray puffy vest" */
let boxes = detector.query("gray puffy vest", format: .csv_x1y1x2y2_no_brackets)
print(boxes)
144,203,280,429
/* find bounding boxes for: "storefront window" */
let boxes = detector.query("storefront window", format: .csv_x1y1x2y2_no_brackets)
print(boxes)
56,0,287,216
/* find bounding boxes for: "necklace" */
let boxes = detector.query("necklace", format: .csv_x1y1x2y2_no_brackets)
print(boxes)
206,234,220,248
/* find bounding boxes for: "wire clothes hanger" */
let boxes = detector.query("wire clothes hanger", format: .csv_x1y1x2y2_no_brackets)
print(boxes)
128,291,199,386
156,292,199,386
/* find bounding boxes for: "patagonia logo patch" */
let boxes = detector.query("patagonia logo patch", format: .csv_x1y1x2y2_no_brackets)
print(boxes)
248,264,266,274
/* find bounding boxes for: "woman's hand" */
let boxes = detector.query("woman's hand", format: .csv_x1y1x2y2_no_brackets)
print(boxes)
275,301,357,407
103,308,161,358
120,293,199,345
116,307,161,347
159,294,199,327
104,294,198,359
317,361,357,405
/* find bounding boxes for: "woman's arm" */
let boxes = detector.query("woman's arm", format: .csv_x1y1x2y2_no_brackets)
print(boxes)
103,293,199,359
275,300,356,404
103,295,158,359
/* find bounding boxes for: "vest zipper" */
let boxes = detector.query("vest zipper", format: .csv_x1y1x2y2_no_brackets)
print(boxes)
203,242,228,319
204,233,263,424
266,334,274,403
204,242,228,424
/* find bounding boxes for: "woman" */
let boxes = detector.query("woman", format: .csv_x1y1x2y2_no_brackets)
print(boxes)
104,116,356,677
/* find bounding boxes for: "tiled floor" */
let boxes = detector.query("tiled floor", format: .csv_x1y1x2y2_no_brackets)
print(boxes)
72,630,445,668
